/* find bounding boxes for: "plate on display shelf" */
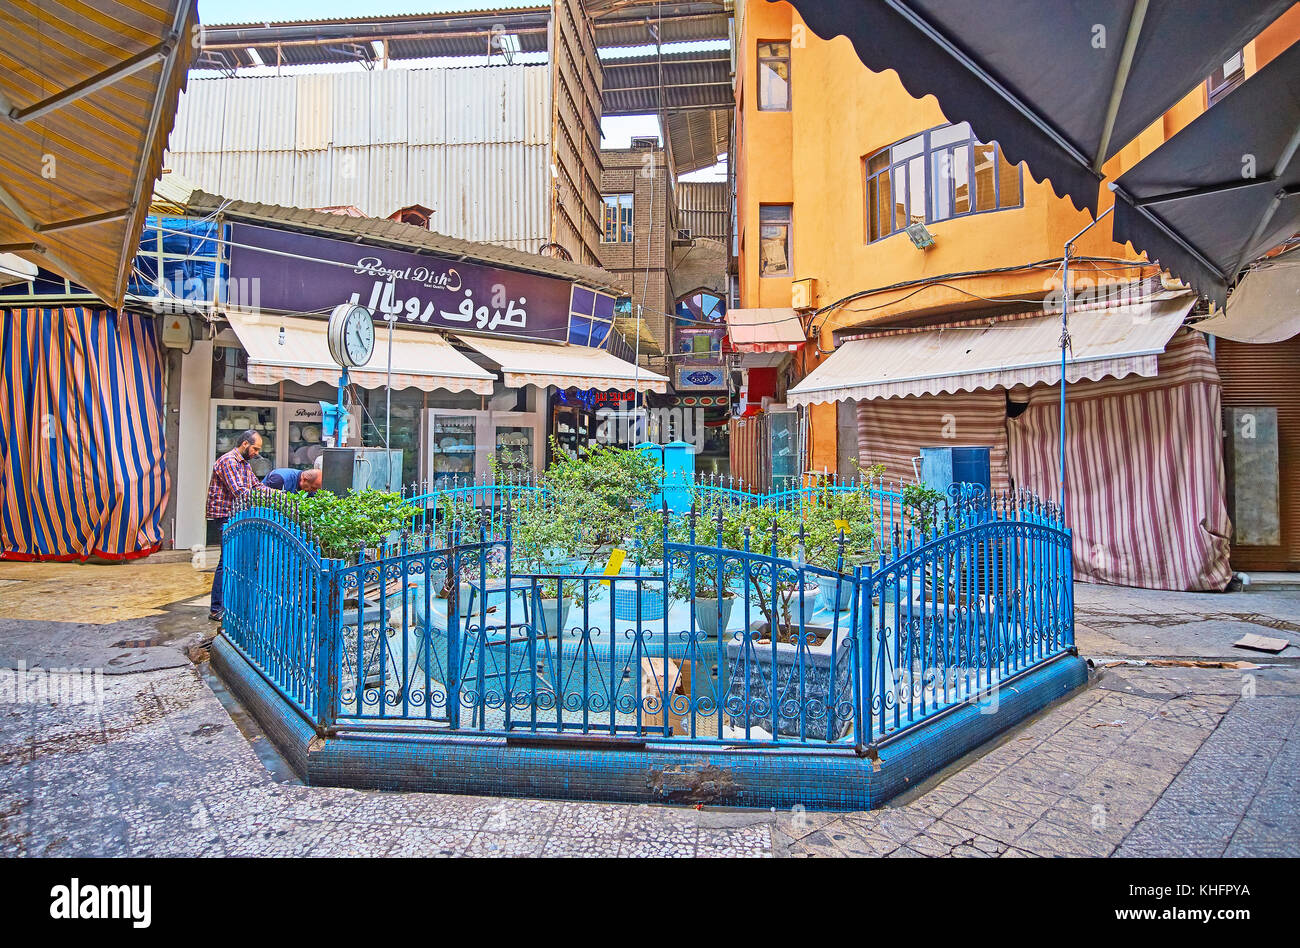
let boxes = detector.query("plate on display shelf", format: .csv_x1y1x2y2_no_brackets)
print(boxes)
289,424,301,441
250,456,272,478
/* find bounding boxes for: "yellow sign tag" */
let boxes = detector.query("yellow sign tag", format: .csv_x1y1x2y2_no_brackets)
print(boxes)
601,549,627,585
834,519,850,532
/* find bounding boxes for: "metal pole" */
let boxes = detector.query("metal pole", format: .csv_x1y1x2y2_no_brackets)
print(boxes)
385,312,395,489
1058,203,1115,522
1059,248,1069,514
336,366,349,447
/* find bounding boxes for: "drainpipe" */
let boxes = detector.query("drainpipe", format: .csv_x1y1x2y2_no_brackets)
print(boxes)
1059,203,1114,520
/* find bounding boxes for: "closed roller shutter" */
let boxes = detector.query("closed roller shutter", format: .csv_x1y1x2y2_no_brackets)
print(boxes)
1216,336,1300,571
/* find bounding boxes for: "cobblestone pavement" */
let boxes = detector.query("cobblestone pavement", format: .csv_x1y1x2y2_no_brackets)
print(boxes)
0,570,1297,858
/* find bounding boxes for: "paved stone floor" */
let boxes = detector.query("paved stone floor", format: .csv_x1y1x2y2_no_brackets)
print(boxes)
1,562,1297,857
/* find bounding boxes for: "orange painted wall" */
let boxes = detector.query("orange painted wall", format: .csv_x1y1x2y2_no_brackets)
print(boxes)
734,0,1299,474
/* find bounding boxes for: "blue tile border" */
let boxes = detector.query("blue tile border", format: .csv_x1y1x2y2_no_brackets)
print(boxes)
211,636,1088,811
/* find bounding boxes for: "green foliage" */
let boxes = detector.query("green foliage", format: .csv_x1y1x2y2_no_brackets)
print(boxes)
293,489,422,559
541,439,662,546
901,482,948,534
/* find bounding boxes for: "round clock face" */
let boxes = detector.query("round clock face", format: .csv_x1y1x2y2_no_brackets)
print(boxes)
343,307,375,366
328,303,375,368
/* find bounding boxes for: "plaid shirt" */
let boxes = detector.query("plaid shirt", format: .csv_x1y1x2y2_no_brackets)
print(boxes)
205,450,264,520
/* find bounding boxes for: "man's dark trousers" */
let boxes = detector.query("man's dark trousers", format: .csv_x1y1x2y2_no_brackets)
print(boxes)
209,518,227,613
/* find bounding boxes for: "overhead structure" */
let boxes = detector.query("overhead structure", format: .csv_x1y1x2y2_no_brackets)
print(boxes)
1111,41,1300,309
0,0,198,307
193,3,733,177
782,0,1294,218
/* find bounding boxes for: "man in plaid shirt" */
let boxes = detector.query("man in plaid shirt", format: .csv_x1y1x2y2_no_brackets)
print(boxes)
206,429,266,621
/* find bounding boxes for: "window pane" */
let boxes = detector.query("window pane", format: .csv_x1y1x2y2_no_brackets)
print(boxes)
893,134,924,161
759,60,790,110
759,204,791,223
931,148,953,221
908,155,926,225
973,143,997,211
930,122,971,147
996,148,1022,208
867,151,890,175
867,175,880,240
877,169,892,237
759,223,790,275
893,164,908,231
952,144,971,214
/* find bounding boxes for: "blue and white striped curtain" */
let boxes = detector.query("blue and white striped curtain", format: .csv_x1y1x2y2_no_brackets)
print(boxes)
0,307,170,560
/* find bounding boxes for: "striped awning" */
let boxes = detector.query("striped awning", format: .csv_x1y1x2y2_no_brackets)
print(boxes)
0,1,198,307
452,334,669,393
226,311,496,395
789,293,1196,406
0,308,169,560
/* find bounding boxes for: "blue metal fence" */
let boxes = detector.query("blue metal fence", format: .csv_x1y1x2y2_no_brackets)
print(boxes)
220,482,1074,750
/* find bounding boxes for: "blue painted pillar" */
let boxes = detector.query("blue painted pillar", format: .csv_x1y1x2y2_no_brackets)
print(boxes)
639,441,694,514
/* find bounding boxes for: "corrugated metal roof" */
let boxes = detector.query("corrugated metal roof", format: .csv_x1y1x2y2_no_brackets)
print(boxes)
194,5,729,67
176,181,621,291
0,0,198,306
601,49,732,115
165,65,561,248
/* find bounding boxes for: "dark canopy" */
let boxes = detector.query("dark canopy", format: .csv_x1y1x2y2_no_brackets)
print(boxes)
784,0,1293,216
1112,41,1300,309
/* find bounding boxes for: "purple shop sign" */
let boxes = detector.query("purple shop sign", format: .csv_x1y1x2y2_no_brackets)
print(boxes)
228,222,575,342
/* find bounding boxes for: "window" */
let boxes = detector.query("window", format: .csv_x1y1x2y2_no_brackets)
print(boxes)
568,287,617,348
758,42,790,111
758,204,792,276
865,122,1023,242
1207,49,1245,105
601,193,633,242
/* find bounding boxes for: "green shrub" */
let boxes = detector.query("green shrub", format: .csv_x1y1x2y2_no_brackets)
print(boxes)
291,489,422,559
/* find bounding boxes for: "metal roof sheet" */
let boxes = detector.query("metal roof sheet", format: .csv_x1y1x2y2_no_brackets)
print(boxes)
178,180,622,291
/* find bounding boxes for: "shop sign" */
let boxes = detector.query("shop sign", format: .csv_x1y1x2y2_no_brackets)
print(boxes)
229,222,575,342
675,365,727,390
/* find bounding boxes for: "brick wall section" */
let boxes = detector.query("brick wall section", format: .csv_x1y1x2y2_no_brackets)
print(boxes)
597,146,677,353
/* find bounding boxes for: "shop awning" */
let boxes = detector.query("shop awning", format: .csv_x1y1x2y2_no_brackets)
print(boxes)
787,293,1196,405
226,312,496,395
0,1,198,307
452,334,668,393
784,0,1292,217
1194,248,1300,344
1112,42,1300,310
725,308,806,353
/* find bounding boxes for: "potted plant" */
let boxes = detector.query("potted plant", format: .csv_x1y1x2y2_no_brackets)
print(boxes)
509,493,578,636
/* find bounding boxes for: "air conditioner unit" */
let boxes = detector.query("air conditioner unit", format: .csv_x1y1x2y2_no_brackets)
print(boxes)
672,228,694,245
631,136,658,149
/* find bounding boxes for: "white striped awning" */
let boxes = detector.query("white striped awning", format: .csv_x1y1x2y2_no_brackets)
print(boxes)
788,293,1196,406
226,311,496,395
452,334,668,393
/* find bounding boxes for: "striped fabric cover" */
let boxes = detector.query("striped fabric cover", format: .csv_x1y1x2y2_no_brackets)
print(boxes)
729,414,767,491
0,307,170,561
854,391,1012,490
1007,330,1233,591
